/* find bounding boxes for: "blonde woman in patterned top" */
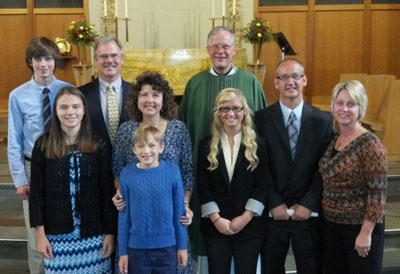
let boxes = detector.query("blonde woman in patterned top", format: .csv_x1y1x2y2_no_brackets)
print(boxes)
319,80,387,274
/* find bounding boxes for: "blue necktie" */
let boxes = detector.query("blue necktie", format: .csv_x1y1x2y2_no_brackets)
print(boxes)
287,111,298,159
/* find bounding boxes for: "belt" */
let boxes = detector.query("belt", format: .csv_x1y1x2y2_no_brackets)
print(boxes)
24,155,31,162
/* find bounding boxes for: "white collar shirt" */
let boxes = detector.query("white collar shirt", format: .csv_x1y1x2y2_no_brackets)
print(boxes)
220,131,242,182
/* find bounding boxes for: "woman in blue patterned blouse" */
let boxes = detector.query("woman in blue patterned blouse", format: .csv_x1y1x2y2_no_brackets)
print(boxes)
112,71,195,274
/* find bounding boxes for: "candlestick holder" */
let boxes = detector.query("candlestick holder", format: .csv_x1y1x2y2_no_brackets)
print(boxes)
118,17,131,42
209,17,217,29
222,15,226,26
101,15,118,36
232,14,236,31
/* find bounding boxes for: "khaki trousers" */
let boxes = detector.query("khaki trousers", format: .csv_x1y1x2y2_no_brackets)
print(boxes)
23,160,45,274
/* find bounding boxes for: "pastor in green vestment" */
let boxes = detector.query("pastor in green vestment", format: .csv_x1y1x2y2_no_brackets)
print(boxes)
178,26,267,258
179,67,267,161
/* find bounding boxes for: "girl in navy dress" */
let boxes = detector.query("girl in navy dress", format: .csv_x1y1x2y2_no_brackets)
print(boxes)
29,86,116,274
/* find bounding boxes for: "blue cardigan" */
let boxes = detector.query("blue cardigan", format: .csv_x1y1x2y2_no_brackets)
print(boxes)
118,160,187,255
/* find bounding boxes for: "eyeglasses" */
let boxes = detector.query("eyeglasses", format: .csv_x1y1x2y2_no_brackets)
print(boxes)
96,53,121,61
208,44,234,51
276,73,304,81
219,106,244,113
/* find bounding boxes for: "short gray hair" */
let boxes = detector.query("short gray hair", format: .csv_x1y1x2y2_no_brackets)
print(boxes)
331,80,368,121
207,26,236,46
93,35,124,57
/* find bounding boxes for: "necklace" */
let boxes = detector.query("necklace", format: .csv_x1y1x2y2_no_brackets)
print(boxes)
335,123,366,150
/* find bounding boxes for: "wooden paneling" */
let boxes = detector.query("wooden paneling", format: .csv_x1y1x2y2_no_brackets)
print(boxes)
256,1,400,106
0,15,31,100
364,74,395,125
0,0,89,101
382,80,400,157
258,11,308,103
35,14,87,85
311,10,364,97
369,10,400,77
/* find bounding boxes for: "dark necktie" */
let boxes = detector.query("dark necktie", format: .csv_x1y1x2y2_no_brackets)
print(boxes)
287,111,298,159
42,87,51,133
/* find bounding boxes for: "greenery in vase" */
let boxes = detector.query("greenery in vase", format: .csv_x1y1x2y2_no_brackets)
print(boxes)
240,16,274,45
66,19,98,47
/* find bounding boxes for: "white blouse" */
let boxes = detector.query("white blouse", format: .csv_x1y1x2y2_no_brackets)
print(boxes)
220,131,242,182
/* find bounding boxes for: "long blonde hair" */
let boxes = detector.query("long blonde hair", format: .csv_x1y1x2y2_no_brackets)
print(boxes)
207,88,259,171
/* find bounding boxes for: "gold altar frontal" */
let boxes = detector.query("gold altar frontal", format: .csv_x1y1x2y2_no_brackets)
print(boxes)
119,48,247,95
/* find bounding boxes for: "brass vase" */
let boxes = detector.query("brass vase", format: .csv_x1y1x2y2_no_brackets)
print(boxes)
76,44,86,65
253,43,263,65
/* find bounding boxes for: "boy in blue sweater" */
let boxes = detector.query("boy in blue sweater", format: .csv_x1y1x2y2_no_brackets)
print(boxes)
118,125,188,274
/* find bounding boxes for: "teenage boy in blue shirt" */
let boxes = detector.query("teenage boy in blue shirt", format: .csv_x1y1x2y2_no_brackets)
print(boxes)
7,37,71,274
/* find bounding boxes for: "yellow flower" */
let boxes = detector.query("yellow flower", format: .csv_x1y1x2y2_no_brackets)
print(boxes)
257,33,262,38
71,21,75,24
68,25,74,30
90,25,94,29
79,26,84,30
256,23,261,27
79,34,83,38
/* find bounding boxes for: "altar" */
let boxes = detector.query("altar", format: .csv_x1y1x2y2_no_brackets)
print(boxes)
119,48,248,95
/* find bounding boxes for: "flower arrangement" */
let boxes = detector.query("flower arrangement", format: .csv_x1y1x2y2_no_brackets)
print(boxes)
241,16,274,45
66,19,98,47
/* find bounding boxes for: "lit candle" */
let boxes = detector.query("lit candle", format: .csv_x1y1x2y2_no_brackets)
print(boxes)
222,0,225,17
115,0,118,17
104,0,107,17
212,0,215,18
232,0,236,16
125,0,128,18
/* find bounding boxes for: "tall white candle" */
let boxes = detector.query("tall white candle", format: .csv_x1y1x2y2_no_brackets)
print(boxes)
222,0,225,17
115,0,118,17
104,0,107,16
212,0,215,18
125,0,128,18
232,0,236,15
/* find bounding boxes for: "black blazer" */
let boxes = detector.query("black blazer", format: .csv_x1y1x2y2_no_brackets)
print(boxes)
254,102,333,213
197,136,270,237
79,78,130,147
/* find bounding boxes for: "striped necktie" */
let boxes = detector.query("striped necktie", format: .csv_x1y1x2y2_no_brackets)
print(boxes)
287,111,298,159
107,85,120,143
42,87,51,133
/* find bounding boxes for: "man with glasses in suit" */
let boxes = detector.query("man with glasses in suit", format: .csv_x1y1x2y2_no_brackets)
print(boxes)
255,58,333,274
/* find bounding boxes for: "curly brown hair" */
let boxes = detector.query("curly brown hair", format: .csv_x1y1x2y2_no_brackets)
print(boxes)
126,71,177,121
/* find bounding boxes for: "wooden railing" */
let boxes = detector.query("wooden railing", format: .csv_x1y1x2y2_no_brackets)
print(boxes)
312,74,400,160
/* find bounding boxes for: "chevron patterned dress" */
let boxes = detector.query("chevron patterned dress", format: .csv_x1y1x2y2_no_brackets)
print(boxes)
44,152,111,274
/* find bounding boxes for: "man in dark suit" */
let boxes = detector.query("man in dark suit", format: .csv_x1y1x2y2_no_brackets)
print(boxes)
255,58,333,274
79,35,130,147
